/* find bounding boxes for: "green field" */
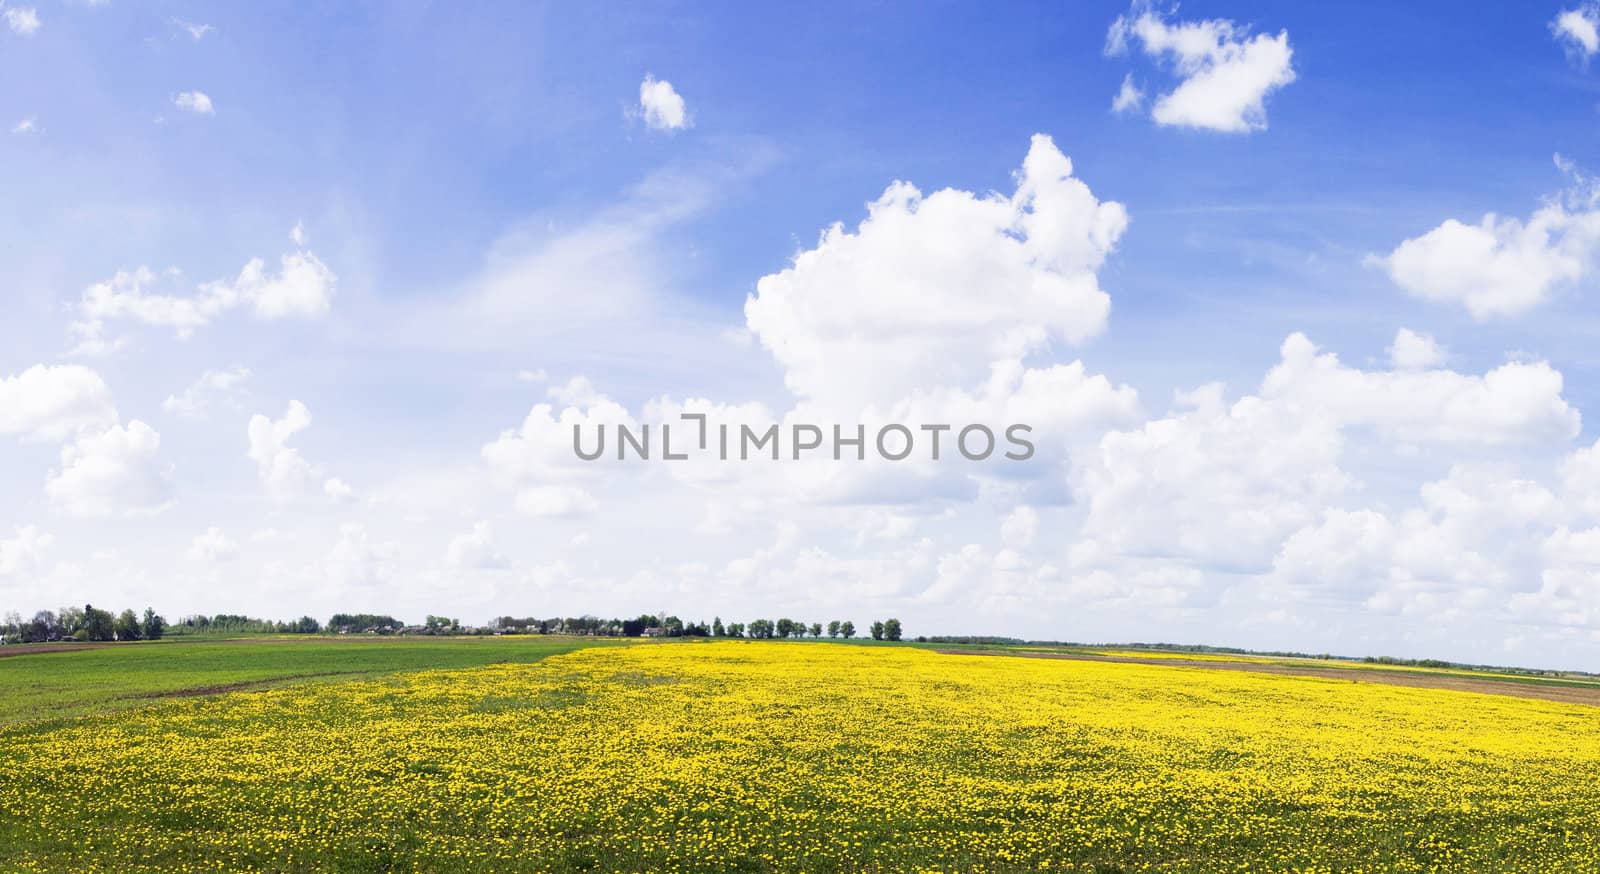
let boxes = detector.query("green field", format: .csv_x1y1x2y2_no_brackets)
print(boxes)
0,635,618,726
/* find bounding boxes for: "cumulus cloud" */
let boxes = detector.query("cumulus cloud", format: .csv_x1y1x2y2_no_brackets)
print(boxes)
1387,328,1446,370
1373,199,1600,320
247,401,349,501
1261,332,1578,446
324,525,394,590
74,240,336,343
185,528,238,563
1072,333,1579,576
0,364,119,441
1105,2,1295,133
515,485,600,518
46,421,174,518
4,7,39,36
1000,506,1039,549
163,367,251,418
173,91,214,115
0,526,52,578
746,134,1127,408
637,75,691,131
1553,5,1600,62
447,521,511,569
12,117,37,135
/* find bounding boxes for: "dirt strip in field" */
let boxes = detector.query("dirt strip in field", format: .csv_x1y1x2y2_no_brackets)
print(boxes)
937,649,1600,708
0,643,109,659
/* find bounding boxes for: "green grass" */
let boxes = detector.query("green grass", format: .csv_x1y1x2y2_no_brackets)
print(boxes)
0,635,624,726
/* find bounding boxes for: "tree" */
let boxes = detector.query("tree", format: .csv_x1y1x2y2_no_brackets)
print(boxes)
83,605,115,642
26,610,60,643
826,620,840,638
57,606,84,639
775,618,794,639
727,622,745,638
712,616,725,637
870,621,884,641
141,608,166,641
113,609,142,642
883,618,903,641
839,620,855,639
808,623,822,638
747,619,773,639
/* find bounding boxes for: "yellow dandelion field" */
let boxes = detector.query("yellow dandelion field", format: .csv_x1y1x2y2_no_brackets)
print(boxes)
3,641,1599,872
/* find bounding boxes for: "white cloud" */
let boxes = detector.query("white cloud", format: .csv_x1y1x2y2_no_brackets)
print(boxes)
1261,333,1578,446
1553,5,1600,61
247,401,346,501
1387,328,1446,370
227,251,337,318
1072,333,1579,575
1106,3,1295,133
163,367,251,418
11,117,37,135
0,526,52,578
46,421,174,518
80,267,230,338
1272,508,1396,597
447,521,511,570
185,527,238,563
482,384,634,517
1000,506,1039,549
324,525,394,590
1073,380,1347,573
4,7,40,36
75,243,336,342
746,134,1126,408
1557,436,1600,520
1373,200,1600,319
637,75,691,131
1110,74,1145,114
173,91,215,115
515,485,599,518
174,18,213,40
0,364,119,442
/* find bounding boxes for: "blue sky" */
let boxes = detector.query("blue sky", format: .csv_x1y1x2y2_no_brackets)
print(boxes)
7,1,1600,667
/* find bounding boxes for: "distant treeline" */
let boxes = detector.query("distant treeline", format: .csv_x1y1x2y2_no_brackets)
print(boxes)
0,607,907,645
3,607,1597,678
1,605,166,643
492,615,904,641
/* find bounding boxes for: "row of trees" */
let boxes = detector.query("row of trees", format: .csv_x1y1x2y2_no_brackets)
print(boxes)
1,605,165,643
490,614,903,641
3,605,908,645
178,614,323,635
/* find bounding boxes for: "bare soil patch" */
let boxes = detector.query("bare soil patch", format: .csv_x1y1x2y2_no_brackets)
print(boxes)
0,644,109,659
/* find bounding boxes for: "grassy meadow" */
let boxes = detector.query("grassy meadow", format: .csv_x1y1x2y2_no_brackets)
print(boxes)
0,635,618,726
2,637,1599,872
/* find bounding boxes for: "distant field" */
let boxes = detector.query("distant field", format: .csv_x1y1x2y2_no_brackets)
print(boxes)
3,638,1600,872
0,635,619,726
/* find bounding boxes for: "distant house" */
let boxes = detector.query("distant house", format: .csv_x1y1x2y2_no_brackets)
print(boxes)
640,626,665,638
